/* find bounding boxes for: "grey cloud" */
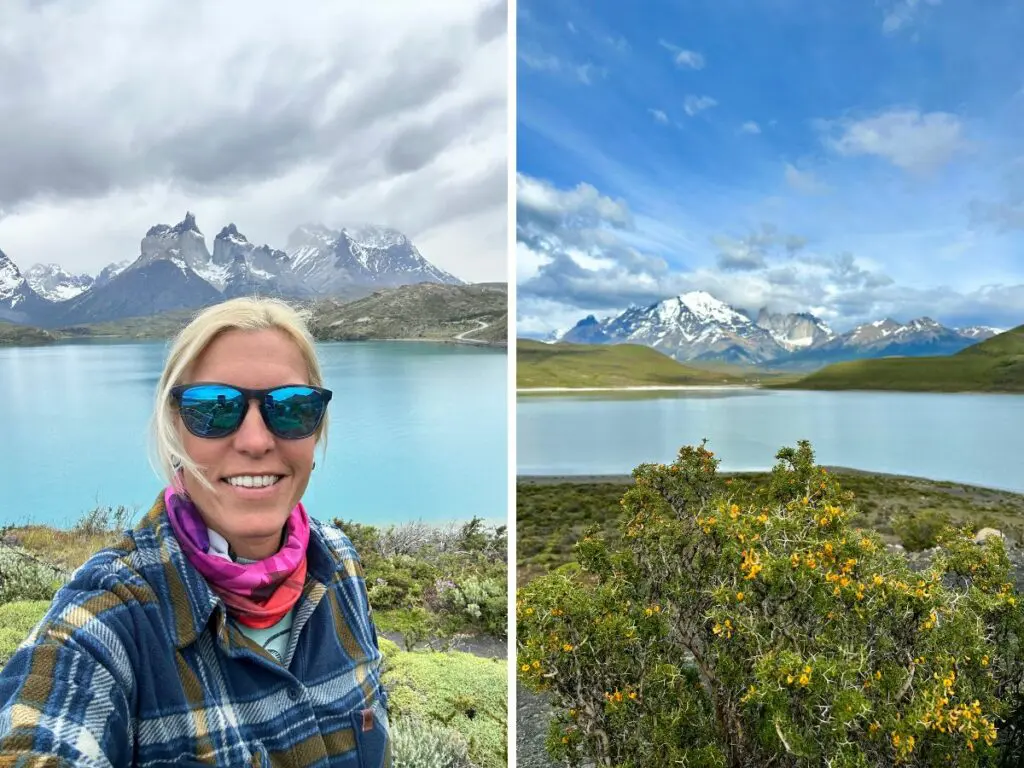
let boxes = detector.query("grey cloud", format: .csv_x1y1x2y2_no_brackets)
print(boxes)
717,251,765,271
0,0,507,281
475,0,507,43
712,224,807,272
0,4,469,207
383,93,504,175
830,252,894,289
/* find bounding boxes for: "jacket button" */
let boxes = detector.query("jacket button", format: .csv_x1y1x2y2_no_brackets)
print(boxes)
288,686,301,701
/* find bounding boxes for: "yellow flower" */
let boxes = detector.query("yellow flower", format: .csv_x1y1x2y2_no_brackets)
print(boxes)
736,592,744,602
521,664,530,672
562,644,574,652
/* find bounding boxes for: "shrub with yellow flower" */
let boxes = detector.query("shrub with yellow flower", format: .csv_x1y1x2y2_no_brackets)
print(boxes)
517,440,1024,767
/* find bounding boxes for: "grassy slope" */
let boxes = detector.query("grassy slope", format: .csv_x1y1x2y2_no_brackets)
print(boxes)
309,283,507,345
516,471,1024,584
0,322,56,346
517,339,755,388
771,324,1024,392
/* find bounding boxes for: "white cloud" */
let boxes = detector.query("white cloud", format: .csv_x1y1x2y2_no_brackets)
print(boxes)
684,95,718,116
519,49,562,72
649,109,669,124
740,121,761,135
784,164,830,195
658,40,705,69
515,173,1021,336
882,0,942,34
821,109,967,173
516,173,632,230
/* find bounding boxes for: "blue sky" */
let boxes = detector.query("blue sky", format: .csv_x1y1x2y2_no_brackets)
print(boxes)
516,0,1024,336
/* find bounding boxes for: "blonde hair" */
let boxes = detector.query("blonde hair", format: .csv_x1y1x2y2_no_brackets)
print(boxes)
150,296,328,493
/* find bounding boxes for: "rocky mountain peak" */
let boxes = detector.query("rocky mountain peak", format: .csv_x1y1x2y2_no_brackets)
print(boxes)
171,211,202,236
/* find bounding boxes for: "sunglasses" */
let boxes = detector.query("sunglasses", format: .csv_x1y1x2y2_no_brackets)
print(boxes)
170,383,332,440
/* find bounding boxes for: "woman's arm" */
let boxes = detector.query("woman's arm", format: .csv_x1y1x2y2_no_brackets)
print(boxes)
0,593,135,767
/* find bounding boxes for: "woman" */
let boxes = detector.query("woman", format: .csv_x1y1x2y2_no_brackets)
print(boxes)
0,297,390,767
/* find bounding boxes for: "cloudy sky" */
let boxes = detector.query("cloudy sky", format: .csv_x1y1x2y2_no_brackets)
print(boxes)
0,0,507,284
517,0,1024,336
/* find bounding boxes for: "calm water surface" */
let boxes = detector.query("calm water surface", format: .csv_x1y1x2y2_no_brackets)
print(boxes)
518,388,1024,492
0,341,507,528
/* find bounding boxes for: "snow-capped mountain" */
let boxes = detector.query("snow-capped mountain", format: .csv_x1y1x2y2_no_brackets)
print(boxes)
286,224,462,293
3,213,464,326
556,291,1002,367
560,291,790,364
0,248,52,323
956,325,1003,340
137,212,219,282
24,263,94,302
779,316,990,367
93,260,131,289
213,224,309,299
755,308,835,351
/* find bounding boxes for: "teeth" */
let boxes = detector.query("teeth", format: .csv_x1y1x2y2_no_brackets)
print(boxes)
225,475,281,488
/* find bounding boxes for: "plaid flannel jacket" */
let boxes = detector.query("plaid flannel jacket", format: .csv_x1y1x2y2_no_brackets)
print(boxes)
0,494,391,767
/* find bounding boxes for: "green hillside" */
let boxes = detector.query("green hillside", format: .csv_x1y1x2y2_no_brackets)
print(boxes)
0,322,56,346
771,324,1024,392
517,339,749,388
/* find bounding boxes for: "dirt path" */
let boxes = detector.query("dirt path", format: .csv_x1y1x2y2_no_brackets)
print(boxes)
455,319,490,342
379,630,506,659
516,681,562,768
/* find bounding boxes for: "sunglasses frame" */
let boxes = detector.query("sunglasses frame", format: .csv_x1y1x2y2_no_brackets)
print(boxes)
169,382,333,440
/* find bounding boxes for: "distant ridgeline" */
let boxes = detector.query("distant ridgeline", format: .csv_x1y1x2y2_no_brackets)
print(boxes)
0,213,467,328
541,290,1004,370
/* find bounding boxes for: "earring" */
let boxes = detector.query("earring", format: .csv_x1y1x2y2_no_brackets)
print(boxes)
312,461,316,471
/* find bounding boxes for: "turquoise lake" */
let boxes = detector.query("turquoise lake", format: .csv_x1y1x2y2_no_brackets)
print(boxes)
0,341,507,528
517,388,1024,493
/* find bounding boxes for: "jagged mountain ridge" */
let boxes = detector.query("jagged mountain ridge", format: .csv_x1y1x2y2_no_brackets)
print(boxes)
0,248,55,323
24,264,94,302
2,213,464,326
555,291,1003,367
286,223,461,293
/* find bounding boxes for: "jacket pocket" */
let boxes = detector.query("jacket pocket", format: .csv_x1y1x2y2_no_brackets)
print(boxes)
351,700,390,768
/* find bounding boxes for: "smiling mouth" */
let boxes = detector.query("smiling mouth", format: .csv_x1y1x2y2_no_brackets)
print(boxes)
221,474,284,489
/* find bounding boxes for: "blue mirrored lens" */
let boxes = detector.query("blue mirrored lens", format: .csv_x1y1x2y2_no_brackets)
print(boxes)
263,386,326,438
179,385,245,436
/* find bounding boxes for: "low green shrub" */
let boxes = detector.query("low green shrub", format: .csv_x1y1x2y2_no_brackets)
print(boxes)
337,516,508,642
390,715,472,768
0,600,50,666
382,646,507,768
0,547,64,605
893,507,953,551
518,440,1024,767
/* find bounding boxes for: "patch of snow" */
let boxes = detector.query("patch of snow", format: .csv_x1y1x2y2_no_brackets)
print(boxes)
193,261,230,290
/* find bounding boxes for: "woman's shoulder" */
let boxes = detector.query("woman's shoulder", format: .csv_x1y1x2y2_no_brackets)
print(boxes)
309,519,366,578
48,531,162,625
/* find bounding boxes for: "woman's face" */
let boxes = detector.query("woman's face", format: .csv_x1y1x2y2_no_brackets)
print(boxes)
179,328,317,560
